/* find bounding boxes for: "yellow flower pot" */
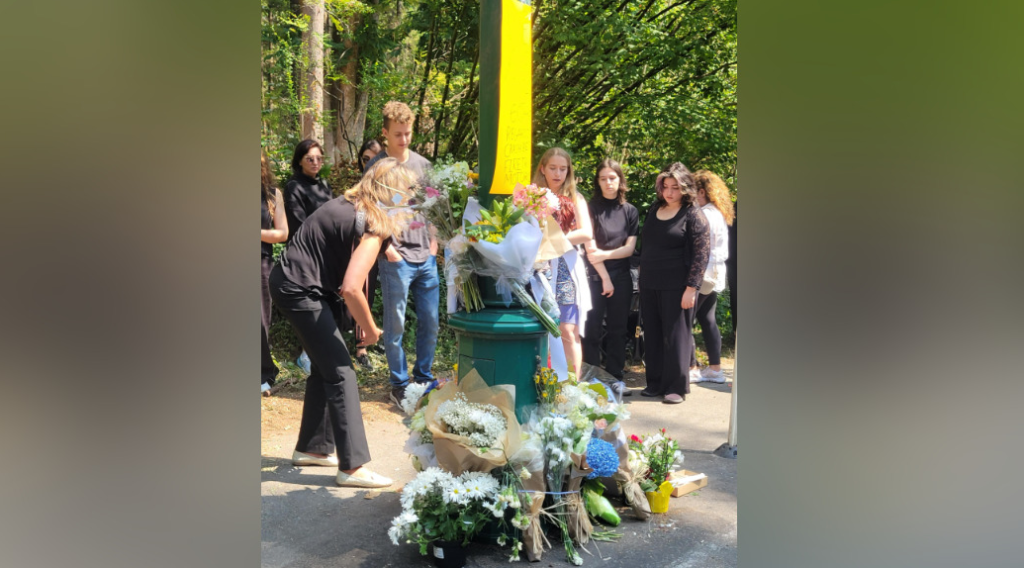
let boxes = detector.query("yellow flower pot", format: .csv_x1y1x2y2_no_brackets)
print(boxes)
644,480,673,513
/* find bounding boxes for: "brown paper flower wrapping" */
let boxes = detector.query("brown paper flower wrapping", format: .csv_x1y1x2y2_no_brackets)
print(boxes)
423,370,524,475
566,452,594,544
520,468,548,562
601,427,651,520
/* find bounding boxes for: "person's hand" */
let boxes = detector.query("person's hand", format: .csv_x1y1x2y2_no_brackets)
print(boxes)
585,242,598,255
681,287,697,309
588,249,608,263
385,246,403,263
601,278,614,297
358,325,382,347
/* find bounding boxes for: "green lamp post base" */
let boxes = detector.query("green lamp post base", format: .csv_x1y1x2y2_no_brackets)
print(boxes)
448,287,549,424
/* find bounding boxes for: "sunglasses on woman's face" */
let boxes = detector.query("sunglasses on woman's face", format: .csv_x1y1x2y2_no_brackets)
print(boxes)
304,155,324,164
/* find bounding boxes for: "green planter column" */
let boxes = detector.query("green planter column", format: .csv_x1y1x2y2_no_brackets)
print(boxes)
449,0,542,423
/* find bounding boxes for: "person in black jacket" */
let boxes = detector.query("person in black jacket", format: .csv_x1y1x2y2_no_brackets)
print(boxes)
270,158,416,488
284,139,332,241
284,139,332,373
638,163,711,404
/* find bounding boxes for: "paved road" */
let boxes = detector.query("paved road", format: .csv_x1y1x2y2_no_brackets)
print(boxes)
261,368,737,568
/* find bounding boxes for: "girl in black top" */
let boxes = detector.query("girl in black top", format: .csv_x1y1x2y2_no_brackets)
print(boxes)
284,139,332,242
582,159,639,393
269,158,417,488
284,139,331,373
261,152,289,394
638,163,710,404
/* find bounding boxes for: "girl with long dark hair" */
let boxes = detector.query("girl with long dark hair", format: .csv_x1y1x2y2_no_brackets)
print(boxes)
582,159,639,396
638,163,710,404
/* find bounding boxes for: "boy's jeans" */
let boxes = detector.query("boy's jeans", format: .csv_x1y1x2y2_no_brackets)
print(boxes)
378,256,440,387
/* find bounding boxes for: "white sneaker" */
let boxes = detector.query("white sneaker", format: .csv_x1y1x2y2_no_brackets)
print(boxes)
702,368,726,383
292,450,339,467
689,369,705,383
336,468,393,488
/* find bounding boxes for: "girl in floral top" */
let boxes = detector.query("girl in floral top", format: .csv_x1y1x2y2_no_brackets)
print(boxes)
533,148,593,378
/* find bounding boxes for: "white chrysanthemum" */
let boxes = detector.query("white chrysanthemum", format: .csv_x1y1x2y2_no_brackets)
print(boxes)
401,467,448,508
442,477,470,506
401,382,430,416
459,471,499,500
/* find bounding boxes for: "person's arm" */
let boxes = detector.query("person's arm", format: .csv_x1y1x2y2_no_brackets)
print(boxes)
261,189,290,243
342,234,385,346
682,208,711,309
586,235,637,263
383,242,403,262
592,260,613,297
564,195,594,245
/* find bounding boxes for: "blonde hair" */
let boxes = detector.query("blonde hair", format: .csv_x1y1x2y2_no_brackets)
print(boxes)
344,157,418,240
382,101,415,130
532,147,579,199
694,170,735,226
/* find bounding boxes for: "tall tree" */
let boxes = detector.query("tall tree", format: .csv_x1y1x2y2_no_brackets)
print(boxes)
300,0,326,142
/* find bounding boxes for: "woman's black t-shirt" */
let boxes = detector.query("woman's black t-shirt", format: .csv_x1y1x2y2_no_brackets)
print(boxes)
639,203,711,291
284,172,332,243
279,197,362,295
585,195,639,277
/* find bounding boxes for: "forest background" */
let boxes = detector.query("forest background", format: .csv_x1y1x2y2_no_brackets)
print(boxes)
261,0,737,377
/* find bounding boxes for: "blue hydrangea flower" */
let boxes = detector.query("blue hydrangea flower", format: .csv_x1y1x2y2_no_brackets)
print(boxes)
585,437,620,479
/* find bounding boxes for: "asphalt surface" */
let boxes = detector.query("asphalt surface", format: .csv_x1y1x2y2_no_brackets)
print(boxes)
261,367,737,568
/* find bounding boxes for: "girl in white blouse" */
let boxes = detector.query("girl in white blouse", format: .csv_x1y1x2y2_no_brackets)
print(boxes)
689,170,735,384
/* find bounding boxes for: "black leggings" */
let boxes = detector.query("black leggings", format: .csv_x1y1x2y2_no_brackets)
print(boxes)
269,265,371,471
690,292,722,367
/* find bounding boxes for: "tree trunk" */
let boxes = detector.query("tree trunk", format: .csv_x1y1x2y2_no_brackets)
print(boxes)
413,12,438,142
326,16,369,164
300,0,325,142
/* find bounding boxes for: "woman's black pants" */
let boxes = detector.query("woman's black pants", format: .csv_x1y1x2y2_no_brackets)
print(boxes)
582,270,633,379
639,286,694,398
261,256,279,386
690,292,722,367
269,265,371,470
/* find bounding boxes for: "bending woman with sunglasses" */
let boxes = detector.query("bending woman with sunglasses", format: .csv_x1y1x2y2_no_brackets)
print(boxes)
270,158,416,488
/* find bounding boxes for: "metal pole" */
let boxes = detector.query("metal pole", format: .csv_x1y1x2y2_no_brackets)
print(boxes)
714,331,737,459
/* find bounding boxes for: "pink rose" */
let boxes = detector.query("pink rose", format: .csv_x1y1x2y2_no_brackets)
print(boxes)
424,186,440,198
594,418,608,430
